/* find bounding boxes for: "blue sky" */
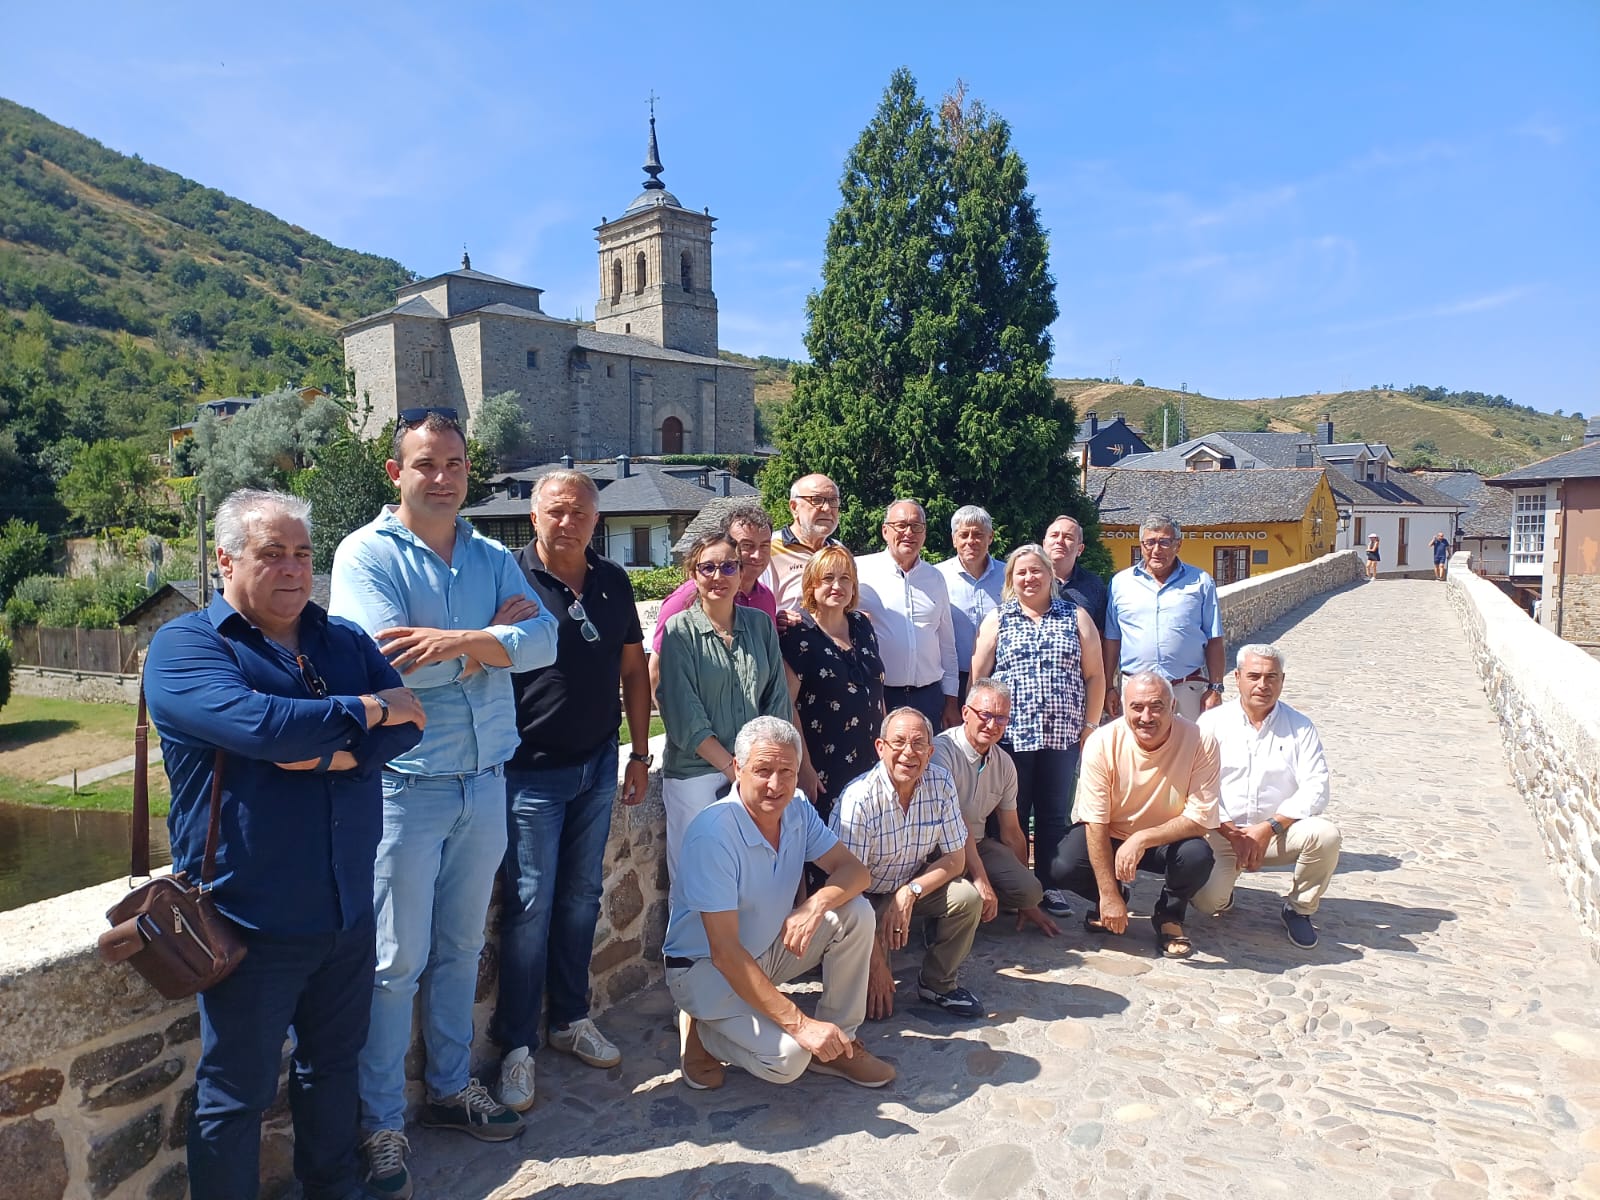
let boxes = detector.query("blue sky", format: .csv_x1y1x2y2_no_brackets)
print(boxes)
4,2,1596,413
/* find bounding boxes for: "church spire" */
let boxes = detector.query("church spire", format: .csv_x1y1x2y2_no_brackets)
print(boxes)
642,92,665,192
461,245,472,270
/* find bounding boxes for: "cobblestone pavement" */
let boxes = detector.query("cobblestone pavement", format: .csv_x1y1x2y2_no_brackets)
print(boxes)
411,579,1600,1200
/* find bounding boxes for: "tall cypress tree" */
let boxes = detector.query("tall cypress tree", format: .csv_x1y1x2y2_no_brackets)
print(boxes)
765,69,1093,557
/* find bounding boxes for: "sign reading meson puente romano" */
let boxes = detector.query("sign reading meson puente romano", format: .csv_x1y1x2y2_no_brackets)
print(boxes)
338,114,756,463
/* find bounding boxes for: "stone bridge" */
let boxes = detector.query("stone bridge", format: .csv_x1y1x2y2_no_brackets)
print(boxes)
3,558,1597,1199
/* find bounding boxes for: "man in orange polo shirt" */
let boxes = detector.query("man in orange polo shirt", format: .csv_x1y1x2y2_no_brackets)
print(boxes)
1049,671,1220,958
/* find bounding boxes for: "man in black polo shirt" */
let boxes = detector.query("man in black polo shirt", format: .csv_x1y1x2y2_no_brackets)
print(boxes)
1044,515,1108,635
492,467,654,1112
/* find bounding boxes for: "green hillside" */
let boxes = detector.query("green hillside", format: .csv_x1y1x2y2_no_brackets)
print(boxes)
1052,379,1584,472
0,97,414,524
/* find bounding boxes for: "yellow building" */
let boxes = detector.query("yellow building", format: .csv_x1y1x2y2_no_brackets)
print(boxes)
1085,467,1340,584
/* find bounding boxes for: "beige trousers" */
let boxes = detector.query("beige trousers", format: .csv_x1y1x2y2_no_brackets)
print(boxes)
976,838,1044,911
1193,816,1343,916
868,878,982,994
666,895,874,1084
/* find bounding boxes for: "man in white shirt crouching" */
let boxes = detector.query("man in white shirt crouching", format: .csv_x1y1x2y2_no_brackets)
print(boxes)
1194,643,1341,949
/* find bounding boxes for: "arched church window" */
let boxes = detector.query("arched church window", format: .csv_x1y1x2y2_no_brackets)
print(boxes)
660,415,684,454
611,260,622,304
635,252,647,294
680,252,693,293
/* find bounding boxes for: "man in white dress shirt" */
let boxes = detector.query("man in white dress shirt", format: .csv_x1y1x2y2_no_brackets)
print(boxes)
856,499,960,730
934,505,1004,701
1194,643,1341,948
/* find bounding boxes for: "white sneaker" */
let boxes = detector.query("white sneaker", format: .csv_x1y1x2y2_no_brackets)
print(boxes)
498,1045,536,1112
548,1017,622,1068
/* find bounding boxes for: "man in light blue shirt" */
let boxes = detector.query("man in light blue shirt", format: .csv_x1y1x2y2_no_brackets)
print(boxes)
664,716,893,1091
935,504,1004,699
329,410,557,1195
1103,514,1225,724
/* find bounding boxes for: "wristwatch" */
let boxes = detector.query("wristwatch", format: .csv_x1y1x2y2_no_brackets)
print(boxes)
368,694,390,727
628,750,654,767
1207,681,1225,694
1267,818,1285,837
907,881,924,898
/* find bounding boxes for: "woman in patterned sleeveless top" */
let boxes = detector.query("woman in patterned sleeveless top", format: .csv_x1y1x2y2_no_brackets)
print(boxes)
971,544,1106,916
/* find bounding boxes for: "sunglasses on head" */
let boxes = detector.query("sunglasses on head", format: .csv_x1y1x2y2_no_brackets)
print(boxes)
398,406,460,427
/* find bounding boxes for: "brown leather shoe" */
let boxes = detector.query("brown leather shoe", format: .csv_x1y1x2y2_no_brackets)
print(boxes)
679,1014,725,1090
806,1039,896,1088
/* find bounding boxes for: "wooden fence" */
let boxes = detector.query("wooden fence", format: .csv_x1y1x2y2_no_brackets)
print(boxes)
9,626,140,675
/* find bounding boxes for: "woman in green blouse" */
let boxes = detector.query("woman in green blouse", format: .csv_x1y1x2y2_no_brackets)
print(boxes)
655,532,791,874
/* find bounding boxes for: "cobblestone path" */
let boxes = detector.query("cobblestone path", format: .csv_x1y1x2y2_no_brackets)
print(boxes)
414,578,1600,1200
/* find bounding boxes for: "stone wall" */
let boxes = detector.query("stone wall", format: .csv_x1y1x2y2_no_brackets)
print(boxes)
1216,548,1367,647
0,741,668,1199
1447,552,1600,957
14,668,141,705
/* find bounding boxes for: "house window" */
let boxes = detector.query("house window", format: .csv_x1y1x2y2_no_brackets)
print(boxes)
421,350,434,378
1213,547,1250,586
1397,518,1409,566
631,525,652,566
1353,516,1365,545
1512,491,1547,573
526,349,539,369
606,364,614,378
1130,546,1142,569
625,323,631,333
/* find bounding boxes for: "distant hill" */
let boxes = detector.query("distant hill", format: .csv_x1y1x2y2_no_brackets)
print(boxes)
1052,379,1585,473
0,97,414,521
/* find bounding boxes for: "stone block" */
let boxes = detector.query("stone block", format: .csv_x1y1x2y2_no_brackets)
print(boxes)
87,1106,163,1198
164,1012,200,1046
168,1083,195,1149
71,1032,164,1091
0,1066,65,1117
0,1117,70,1200
607,869,644,930
147,1163,187,1200
605,963,651,1005
85,1057,185,1112
591,935,642,977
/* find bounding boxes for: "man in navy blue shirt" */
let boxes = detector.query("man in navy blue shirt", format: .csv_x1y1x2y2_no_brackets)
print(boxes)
144,488,425,1200
1044,515,1109,636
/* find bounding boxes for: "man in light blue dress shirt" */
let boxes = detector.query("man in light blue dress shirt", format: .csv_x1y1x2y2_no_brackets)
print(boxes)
1103,514,1225,723
330,410,557,1197
935,505,1005,700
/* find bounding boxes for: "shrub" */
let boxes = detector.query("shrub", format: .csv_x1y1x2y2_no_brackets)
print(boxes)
629,565,686,601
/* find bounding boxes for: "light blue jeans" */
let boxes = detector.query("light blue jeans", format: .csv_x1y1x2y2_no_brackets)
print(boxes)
359,765,507,1133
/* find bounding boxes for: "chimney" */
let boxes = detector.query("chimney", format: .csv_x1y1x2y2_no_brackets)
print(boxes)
1317,415,1334,445
1295,442,1314,467
1111,409,1126,422
615,454,631,479
1585,418,1600,446
559,454,574,469
1085,410,1099,437
715,470,732,497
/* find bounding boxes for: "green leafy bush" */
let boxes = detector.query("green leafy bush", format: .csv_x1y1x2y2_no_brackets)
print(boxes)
628,565,685,601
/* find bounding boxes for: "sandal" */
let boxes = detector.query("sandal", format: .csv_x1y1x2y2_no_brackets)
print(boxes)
1154,922,1193,958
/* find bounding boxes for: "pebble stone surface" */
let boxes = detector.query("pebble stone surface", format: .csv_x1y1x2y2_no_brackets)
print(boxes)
411,579,1600,1200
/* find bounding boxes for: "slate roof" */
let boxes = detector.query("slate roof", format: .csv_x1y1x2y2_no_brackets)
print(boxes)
1409,470,1513,538
1326,472,1460,510
671,496,769,556
1487,441,1600,485
1085,467,1328,526
399,266,535,292
120,576,332,625
575,328,749,369
1121,432,1394,471
461,461,757,522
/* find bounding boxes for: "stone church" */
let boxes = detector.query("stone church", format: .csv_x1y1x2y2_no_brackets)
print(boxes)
340,117,755,460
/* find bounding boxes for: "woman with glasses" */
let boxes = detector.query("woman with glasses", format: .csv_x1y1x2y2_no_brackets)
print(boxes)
655,532,792,873
779,546,885,823
971,544,1107,917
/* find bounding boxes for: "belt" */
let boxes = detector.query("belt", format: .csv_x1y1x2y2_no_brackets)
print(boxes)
1174,670,1211,684
665,955,696,969
885,681,941,693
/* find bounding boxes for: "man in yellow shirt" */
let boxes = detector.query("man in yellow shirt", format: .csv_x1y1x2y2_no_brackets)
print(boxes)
1049,672,1220,957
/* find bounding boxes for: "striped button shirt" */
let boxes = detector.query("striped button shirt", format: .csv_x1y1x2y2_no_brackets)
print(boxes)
831,761,969,894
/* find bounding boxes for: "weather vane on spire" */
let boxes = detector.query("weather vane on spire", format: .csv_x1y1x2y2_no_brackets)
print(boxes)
461,243,471,270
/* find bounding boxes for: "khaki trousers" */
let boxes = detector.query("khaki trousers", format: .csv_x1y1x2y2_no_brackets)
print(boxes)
1193,816,1343,916
976,838,1044,911
868,878,982,994
666,895,874,1085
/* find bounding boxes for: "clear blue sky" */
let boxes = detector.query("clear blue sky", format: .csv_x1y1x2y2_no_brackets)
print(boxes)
4,2,1596,413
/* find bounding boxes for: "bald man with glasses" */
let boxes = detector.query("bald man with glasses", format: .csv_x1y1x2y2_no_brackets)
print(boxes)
766,473,844,613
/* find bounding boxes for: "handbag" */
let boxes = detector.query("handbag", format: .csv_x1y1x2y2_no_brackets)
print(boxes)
96,685,247,999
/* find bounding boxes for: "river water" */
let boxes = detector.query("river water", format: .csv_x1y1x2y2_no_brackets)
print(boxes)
0,801,171,912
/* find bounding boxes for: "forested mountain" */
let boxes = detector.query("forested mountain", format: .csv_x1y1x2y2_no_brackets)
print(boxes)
0,97,414,525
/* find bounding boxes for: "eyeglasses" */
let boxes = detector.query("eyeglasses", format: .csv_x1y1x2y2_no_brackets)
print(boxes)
398,406,460,426
1141,537,1178,550
963,706,1010,726
794,493,840,508
296,654,329,698
567,598,600,643
694,561,741,578
885,520,926,534
883,738,932,754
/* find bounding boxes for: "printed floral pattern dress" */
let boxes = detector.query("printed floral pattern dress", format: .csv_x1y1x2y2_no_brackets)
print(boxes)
779,609,886,821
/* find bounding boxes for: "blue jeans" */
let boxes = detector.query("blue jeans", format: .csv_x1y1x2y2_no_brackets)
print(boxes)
1011,744,1082,887
492,737,619,1052
359,766,507,1133
190,919,375,1200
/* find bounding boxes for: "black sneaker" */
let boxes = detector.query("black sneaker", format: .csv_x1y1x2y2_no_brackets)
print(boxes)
916,980,984,1018
1281,905,1318,949
421,1079,524,1142
1040,889,1074,918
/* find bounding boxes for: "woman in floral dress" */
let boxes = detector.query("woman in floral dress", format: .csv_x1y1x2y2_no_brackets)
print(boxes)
779,545,885,822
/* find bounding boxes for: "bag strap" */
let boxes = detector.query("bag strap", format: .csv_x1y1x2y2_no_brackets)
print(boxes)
131,683,151,879
199,750,226,887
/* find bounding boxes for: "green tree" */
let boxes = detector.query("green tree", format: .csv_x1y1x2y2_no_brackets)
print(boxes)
762,70,1083,555
58,439,158,531
192,386,347,505
293,428,394,574
473,390,533,465
0,518,51,605
1147,400,1188,448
